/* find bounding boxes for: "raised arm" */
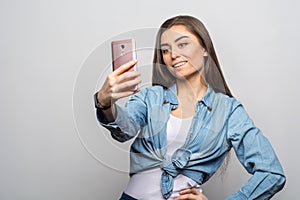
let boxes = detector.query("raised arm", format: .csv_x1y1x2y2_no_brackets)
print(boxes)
95,60,140,122
95,60,148,142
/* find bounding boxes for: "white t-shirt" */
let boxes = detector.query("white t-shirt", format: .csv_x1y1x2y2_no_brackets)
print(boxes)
124,115,201,200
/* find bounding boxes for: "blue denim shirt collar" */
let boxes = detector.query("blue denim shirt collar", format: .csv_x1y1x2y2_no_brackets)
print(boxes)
165,84,214,110
164,84,178,106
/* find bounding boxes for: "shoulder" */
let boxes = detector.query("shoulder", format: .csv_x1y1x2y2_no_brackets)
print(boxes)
131,85,165,101
137,85,164,95
207,90,247,120
214,92,251,125
145,85,165,93
210,89,240,108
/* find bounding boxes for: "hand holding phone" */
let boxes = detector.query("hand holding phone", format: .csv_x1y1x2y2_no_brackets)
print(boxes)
111,38,138,91
96,39,140,113
111,39,137,72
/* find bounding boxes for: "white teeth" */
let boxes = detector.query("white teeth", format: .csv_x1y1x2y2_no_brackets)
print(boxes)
173,61,186,68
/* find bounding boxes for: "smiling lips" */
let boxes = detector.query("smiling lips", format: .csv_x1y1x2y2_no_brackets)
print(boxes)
172,61,188,68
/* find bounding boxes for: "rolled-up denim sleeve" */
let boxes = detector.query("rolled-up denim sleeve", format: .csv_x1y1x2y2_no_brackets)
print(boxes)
96,89,148,143
226,101,286,200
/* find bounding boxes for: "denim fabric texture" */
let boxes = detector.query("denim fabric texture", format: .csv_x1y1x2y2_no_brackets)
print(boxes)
119,192,138,200
96,85,285,199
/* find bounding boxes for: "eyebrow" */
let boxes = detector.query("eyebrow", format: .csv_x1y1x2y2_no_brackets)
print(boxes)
160,35,190,47
175,35,189,42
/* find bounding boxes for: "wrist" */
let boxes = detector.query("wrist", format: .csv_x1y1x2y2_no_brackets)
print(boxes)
94,92,111,110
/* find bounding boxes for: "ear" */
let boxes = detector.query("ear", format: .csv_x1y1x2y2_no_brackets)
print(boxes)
203,48,208,57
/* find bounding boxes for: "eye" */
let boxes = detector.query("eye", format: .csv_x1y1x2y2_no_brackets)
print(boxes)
178,43,188,49
161,48,170,55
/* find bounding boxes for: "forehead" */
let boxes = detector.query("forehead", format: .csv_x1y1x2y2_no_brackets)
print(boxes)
160,25,196,43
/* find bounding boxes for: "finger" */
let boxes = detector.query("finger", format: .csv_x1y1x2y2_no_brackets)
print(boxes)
179,188,201,195
116,70,141,84
174,193,194,200
133,88,140,94
175,193,206,200
111,91,136,100
190,188,201,195
179,188,193,195
113,60,137,76
113,78,141,93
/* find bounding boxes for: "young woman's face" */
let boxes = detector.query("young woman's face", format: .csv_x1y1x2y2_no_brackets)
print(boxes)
160,25,207,81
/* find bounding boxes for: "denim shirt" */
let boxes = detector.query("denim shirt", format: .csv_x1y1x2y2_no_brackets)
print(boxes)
96,85,286,199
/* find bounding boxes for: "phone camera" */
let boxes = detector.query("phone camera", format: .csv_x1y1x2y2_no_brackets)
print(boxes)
121,44,125,49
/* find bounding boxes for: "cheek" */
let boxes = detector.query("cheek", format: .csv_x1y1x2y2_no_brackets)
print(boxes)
181,45,202,60
183,48,195,56
162,54,172,65
188,49,205,66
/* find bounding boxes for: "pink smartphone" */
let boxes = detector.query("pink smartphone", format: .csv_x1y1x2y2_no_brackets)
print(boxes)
111,38,138,91
111,38,137,71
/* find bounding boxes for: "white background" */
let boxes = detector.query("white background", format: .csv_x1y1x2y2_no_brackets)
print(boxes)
1,0,299,199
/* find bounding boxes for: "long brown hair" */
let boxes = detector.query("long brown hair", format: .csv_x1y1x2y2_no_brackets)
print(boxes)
152,15,233,97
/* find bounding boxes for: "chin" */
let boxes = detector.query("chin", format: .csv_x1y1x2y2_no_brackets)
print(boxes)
175,70,202,81
172,73,190,81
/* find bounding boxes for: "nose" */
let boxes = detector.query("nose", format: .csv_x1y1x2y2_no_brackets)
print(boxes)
171,50,180,60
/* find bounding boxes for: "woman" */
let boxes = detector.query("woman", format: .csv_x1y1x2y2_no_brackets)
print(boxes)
94,15,286,200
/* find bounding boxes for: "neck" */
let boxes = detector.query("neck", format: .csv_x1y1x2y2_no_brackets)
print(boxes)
176,75,207,101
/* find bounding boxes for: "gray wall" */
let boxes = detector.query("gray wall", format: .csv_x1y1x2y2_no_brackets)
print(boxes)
1,0,299,199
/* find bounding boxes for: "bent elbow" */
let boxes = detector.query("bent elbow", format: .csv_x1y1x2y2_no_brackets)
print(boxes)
275,173,286,191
